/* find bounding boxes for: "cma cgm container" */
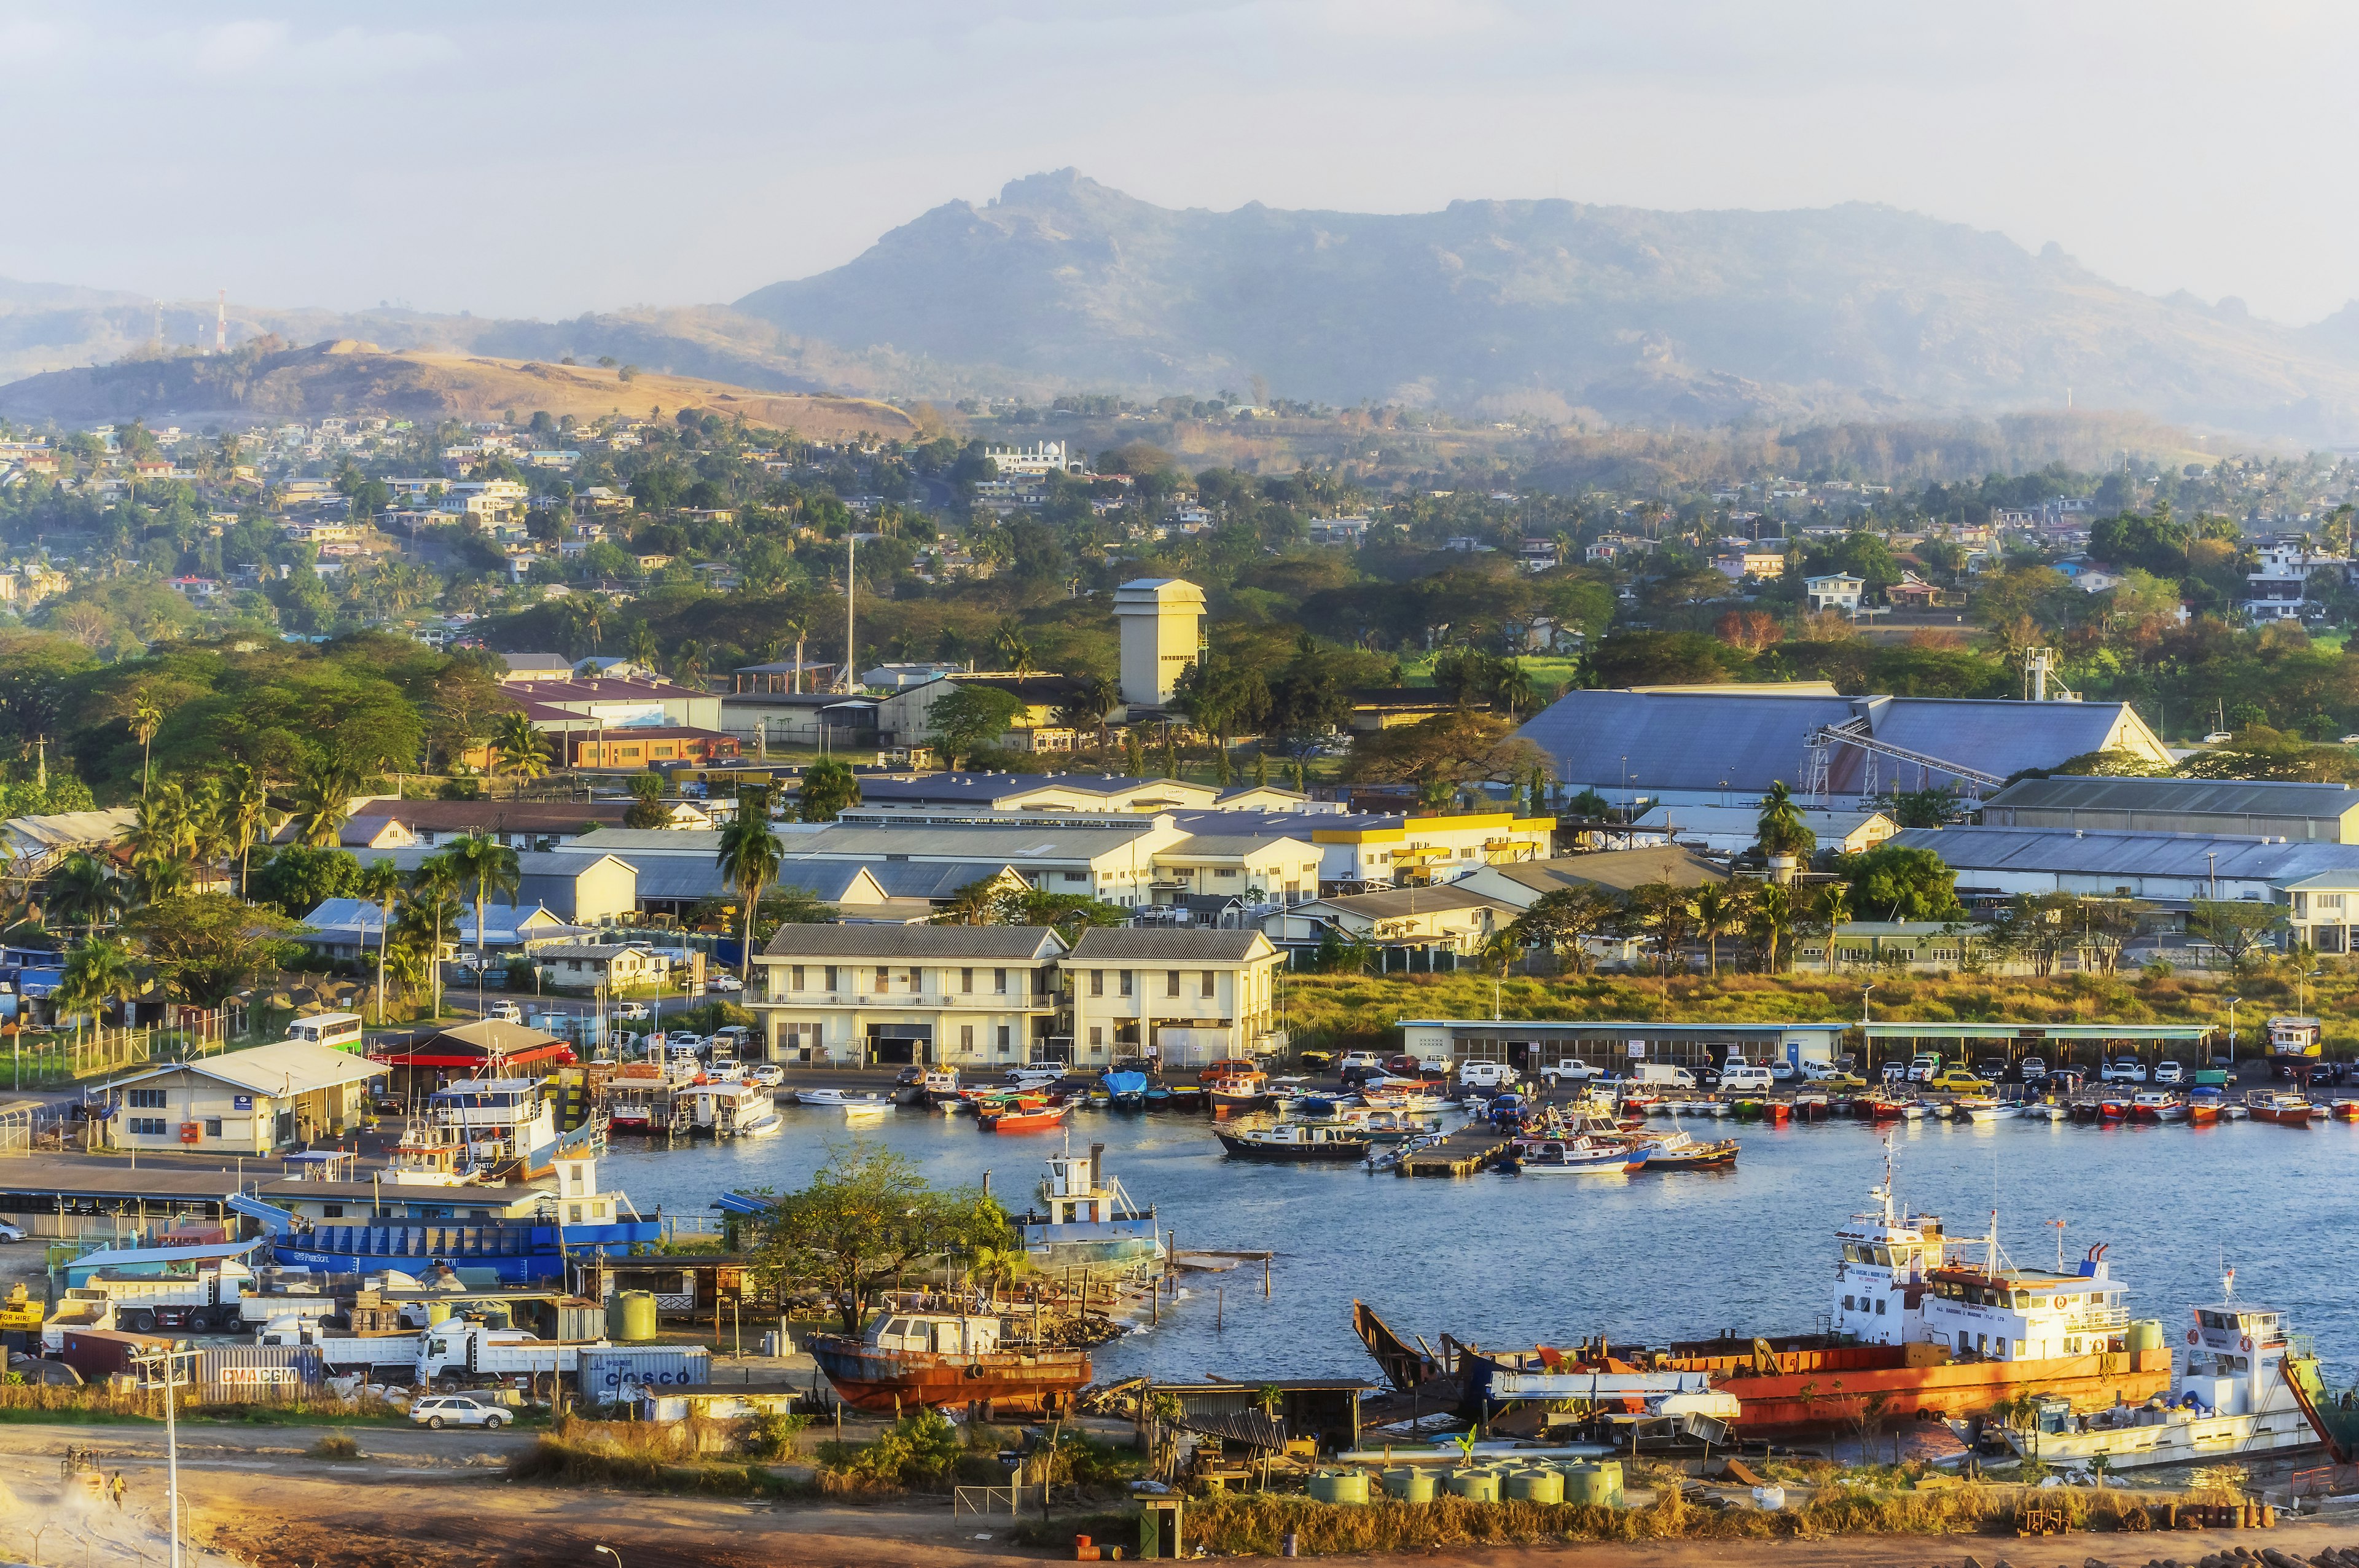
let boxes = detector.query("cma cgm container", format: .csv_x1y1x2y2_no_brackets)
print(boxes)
60,1327,178,1381
195,1345,323,1401
577,1348,711,1402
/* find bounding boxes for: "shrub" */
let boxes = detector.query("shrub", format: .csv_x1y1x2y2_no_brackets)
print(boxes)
308,1430,360,1460
743,1408,810,1459
815,1410,964,1492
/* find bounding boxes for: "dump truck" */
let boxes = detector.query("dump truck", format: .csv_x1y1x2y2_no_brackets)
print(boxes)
70,1258,256,1333
416,1322,609,1390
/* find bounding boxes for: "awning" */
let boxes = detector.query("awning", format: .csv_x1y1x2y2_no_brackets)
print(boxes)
369,1040,576,1069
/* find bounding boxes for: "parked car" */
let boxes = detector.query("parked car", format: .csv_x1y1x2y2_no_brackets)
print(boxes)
2044,1067,2087,1095
1691,1065,1724,1090
2152,1060,2185,1086
1925,1069,1993,1094
614,1002,651,1021
1721,1064,1775,1093
1458,1061,1517,1090
1539,1058,1608,1086
1818,1070,1869,1090
410,1394,508,1430
1906,1054,1942,1082
1004,1066,1062,1089
1339,1051,1387,1086
1768,1059,1799,1082
2099,1058,2148,1083
2018,1056,2048,1084
895,1066,927,1087
1976,1059,2012,1083
0,1221,23,1244
485,1000,522,1023
2302,1061,2341,1088
708,974,744,992
1881,1064,1910,1086
745,1064,784,1087
1294,1049,1337,1072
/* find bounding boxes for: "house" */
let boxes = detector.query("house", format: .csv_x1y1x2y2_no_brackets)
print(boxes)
875,673,1095,752
331,848,640,926
1794,921,1989,973
1262,884,1516,962
563,727,741,769
1062,927,1288,1068
1455,848,1730,907
1308,517,1371,546
1804,574,1864,614
1887,573,1942,609
532,942,676,991
751,926,1068,1067
101,1041,387,1155
1713,546,1788,581
295,897,585,962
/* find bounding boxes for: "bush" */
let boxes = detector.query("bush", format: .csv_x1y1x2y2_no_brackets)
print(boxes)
743,1408,810,1459
308,1430,360,1460
814,1410,965,1492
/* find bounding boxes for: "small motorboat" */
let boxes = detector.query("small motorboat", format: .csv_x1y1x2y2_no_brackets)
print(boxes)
841,1098,894,1122
1141,1083,1173,1111
2245,1090,2318,1126
1952,1098,2011,1123
1636,1133,1737,1170
2129,1091,2186,1124
2185,1098,2220,1127
1866,1096,1909,1122
922,1069,962,1104
1762,1101,1791,1125
2097,1098,2130,1121
1101,1070,1150,1110
978,1099,1074,1134
2019,1101,2065,1121
2330,1100,2359,1123
794,1086,853,1107
1517,1137,1645,1176
734,1110,783,1137
1215,1118,1370,1162
1165,1083,1206,1112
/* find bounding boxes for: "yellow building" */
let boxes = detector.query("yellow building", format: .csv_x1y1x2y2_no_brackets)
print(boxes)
1312,811,1555,887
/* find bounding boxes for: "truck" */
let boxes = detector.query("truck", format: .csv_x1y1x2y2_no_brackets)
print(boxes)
416,1322,611,1391
64,1258,257,1333
1537,1057,1608,1086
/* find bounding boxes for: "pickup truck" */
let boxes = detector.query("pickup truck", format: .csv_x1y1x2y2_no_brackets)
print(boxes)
1537,1058,1608,1086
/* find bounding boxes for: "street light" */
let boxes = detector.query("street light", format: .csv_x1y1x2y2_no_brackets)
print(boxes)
2224,994,2241,1069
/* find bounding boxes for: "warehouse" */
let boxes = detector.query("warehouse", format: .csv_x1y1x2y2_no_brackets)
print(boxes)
1888,826,2359,911
1516,687,2170,809
1976,776,2359,843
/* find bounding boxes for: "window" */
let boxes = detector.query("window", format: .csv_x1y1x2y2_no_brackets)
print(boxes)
791,965,805,990
128,1088,167,1109
1165,970,1180,997
961,1024,974,1051
1875,1297,1885,1316
1215,868,1238,879
1090,970,1103,997
129,1117,166,1136
994,968,1007,994
205,1118,222,1137
1119,970,1133,998
996,1025,1011,1051
1089,1026,1103,1047
1062,870,1088,883
1200,970,1215,998
2324,894,2348,911
824,965,838,992
961,967,973,994
1843,1294,1855,1311
875,967,890,993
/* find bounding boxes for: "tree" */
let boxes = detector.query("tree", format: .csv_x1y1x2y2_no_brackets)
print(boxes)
44,851,127,935
355,857,403,1025
1624,881,1699,976
1745,882,1796,972
1055,674,1119,754
990,886,1130,930
717,788,784,988
797,758,861,823
1817,883,1853,973
1342,710,1545,797
291,751,364,847
1504,884,1623,975
52,936,136,1033
1885,787,1956,829
406,855,464,1018
1837,844,1965,922
443,834,522,980
125,894,304,1007
222,762,277,896
625,770,670,830
1754,781,1816,872
934,878,1001,927
128,691,163,797
746,1140,1009,1337
248,843,361,919
1690,883,1745,977
493,712,550,795
926,685,1024,766
2188,899,2284,973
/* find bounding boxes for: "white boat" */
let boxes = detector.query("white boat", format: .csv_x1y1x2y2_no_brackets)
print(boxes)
734,1111,783,1137
2019,1102,2066,1121
794,1086,853,1107
1707,1101,1735,1119
1518,1137,1645,1176
2003,1282,2319,1469
1952,1099,2011,1123
840,1098,894,1121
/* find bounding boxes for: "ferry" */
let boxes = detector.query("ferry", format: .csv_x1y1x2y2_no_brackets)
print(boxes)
2006,1277,2320,1468
424,1077,600,1179
1013,1145,1164,1277
806,1309,1088,1416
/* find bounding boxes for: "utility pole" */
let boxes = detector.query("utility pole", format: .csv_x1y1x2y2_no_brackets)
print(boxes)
843,534,857,694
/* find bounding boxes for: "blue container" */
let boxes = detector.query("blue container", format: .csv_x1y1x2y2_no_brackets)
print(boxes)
577,1347,713,1400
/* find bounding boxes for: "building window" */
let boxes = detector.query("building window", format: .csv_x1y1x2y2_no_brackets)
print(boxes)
996,1025,1011,1051
1119,970,1133,998
1200,970,1215,998
824,965,837,992
129,1118,166,1136
205,1118,222,1137
875,967,890,993
323,1204,344,1218
129,1089,167,1109
1165,970,1180,997
791,965,804,990
1090,969,1103,997
961,1024,974,1051
995,968,1007,994
961,967,973,994
1090,1026,1103,1048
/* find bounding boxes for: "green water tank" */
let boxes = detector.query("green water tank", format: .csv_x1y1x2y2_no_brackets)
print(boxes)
1447,1469,1500,1502
2127,1319,2164,1354
1307,1470,1369,1506
607,1290,659,1342
1506,1468,1563,1504
1382,1467,1438,1502
1563,1461,1624,1507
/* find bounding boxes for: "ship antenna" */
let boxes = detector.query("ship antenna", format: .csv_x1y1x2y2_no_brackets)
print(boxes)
2046,1218,2065,1274
1987,1209,1998,1281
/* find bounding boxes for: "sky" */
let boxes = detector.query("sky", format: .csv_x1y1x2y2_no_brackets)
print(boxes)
2,1,2354,326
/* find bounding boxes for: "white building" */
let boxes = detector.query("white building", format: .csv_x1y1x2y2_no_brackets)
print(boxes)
1804,573,1864,614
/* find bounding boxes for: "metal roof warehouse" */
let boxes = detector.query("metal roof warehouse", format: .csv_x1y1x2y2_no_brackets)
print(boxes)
1396,1019,1850,1071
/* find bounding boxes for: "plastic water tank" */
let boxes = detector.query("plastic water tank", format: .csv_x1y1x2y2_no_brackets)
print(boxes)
607,1290,659,1343
424,1301,452,1326
1382,1467,1438,1502
1307,1469,1370,1506
2127,1319,2164,1354
1447,1469,1500,1502
1564,1461,1624,1507
1506,1467,1564,1504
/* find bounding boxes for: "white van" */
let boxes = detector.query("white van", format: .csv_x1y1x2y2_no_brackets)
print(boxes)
1721,1063,1775,1093
1458,1061,1517,1090
1632,1063,1697,1090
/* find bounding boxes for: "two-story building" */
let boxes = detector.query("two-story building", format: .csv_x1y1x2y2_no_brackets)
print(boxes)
1804,573,1864,615
1062,928,1286,1069
752,926,1068,1067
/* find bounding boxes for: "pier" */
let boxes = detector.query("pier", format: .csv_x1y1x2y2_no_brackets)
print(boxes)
1398,1124,1511,1177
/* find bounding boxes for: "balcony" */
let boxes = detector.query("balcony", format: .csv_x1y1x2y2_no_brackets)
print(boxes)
751,991,1058,1013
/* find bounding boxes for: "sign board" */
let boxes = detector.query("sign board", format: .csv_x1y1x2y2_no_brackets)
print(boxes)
1627,1039,1646,1058
232,1094,252,1111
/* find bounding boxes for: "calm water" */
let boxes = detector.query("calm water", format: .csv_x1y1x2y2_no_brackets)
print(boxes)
598,1107,2359,1389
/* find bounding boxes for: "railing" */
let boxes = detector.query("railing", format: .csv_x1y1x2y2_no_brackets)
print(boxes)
2072,1307,2130,1332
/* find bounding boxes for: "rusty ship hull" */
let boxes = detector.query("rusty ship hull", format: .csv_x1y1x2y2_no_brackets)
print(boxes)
807,1333,1090,1415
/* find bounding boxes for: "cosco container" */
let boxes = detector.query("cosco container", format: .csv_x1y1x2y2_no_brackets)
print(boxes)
577,1348,711,1399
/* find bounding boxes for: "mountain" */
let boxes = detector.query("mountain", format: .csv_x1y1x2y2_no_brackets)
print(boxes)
734,171,2359,439
0,339,914,437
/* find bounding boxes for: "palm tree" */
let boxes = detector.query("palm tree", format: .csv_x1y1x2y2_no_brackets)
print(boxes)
1746,883,1796,973
222,762,276,897
1818,883,1853,974
443,835,522,986
53,937,136,1042
355,858,404,1026
44,852,125,937
1495,661,1536,719
493,714,550,795
674,640,708,692
1755,781,1816,883
934,878,1000,927
291,752,362,848
121,779,197,899
1690,883,1745,977
406,856,464,1019
627,621,660,673
781,617,809,693
128,692,163,797
715,789,784,989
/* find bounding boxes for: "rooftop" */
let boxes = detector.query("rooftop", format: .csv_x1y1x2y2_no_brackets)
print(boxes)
760,926,1068,961
1981,776,2359,818
1477,848,1730,894
1304,886,1516,919
1064,928,1275,962
1889,825,2359,881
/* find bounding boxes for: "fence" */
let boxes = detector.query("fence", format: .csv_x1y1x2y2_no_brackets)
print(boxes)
0,1009,240,1092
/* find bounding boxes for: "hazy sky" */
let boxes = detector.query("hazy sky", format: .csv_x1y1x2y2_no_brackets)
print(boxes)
4,1,2354,324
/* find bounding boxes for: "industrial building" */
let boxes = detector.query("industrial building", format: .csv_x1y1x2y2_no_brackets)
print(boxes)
1976,776,2359,843
1626,802,1898,856
1397,1018,1850,1074
1888,825,2359,911
1515,685,2170,810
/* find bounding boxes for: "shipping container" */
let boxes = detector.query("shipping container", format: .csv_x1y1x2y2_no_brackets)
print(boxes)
577,1347,711,1400
555,1303,605,1344
59,1327,176,1381
195,1344,323,1400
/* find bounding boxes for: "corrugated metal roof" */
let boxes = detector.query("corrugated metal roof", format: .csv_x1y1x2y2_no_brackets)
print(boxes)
759,926,1068,959
1981,776,2359,817
1159,834,1320,859
779,823,1160,861
114,1040,388,1094
1065,929,1273,962
1892,826,2359,880
865,862,1022,899
1302,886,1514,919
1479,848,1729,894
1517,689,2154,793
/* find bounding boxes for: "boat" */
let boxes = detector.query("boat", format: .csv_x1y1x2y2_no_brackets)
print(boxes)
2185,1098,2220,1127
1864,1094,1909,1122
2332,1101,2359,1122
421,1077,597,1179
1141,1083,1173,1111
2097,1098,2130,1121
1952,1098,2010,1123
1344,1106,1443,1143
1357,1144,2172,1437
807,1309,1089,1416
922,1069,963,1104
1213,1118,1371,1162
842,1101,893,1123
734,1110,783,1137
1164,1082,1205,1112
2245,1090,2318,1126
793,1086,856,1107
1101,1070,1149,1109
2011,1281,2322,1469
1517,1137,1645,1176
1207,1074,1268,1112
1637,1133,1738,1170
2019,1101,2065,1121
260,1155,659,1284
1012,1145,1165,1276
977,1098,1073,1134
2128,1091,2186,1125
681,1079,774,1136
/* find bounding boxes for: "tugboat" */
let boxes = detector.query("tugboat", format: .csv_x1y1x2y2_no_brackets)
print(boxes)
1013,1144,1164,1276
2008,1273,2321,1468
807,1310,1089,1416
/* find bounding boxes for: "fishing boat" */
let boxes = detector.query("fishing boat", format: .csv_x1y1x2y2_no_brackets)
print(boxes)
1864,1094,1909,1122
2019,1101,2065,1121
2128,1091,2186,1125
1213,1118,1370,1162
1951,1098,2010,1123
1344,1106,1443,1143
922,1069,963,1104
2185,1096,2220,1127
807,1310,1089,1416
2331,1100,2359,1122
1358,1144,2172,1437
1636,1131,1738,1170
842,1100,893,1123
977,1098,1072,1134
793,1086,859,1107
2245,1089,2318,1126
2097,1098,2130,1121
420,1077,595,1179
1164,1082,1205,1112
1013,1144,1164,1276
602,1065,668,1134
2014,1280,2322,1469
1101,1070,1149,1109
1517,1137,1645,1176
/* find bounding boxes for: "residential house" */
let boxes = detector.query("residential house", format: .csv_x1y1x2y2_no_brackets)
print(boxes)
1804,574,1864,614
533,942,676,992
1262,884,1516,962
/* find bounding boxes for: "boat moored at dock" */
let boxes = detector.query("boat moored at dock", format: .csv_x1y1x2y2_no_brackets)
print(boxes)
807,1310,1089,1416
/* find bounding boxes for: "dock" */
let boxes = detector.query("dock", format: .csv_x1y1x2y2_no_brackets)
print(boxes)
1398,1126,1511,1177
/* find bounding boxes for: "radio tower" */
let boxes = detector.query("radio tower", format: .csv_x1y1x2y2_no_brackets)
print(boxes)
214,289,226,353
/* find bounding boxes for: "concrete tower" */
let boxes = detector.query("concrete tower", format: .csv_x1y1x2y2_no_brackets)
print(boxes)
1113,578,1205,708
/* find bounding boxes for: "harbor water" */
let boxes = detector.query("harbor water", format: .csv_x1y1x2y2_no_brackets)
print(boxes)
597,1106,2359,1389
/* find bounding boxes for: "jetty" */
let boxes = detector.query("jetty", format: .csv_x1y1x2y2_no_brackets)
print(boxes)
1398,1125,1511,1177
